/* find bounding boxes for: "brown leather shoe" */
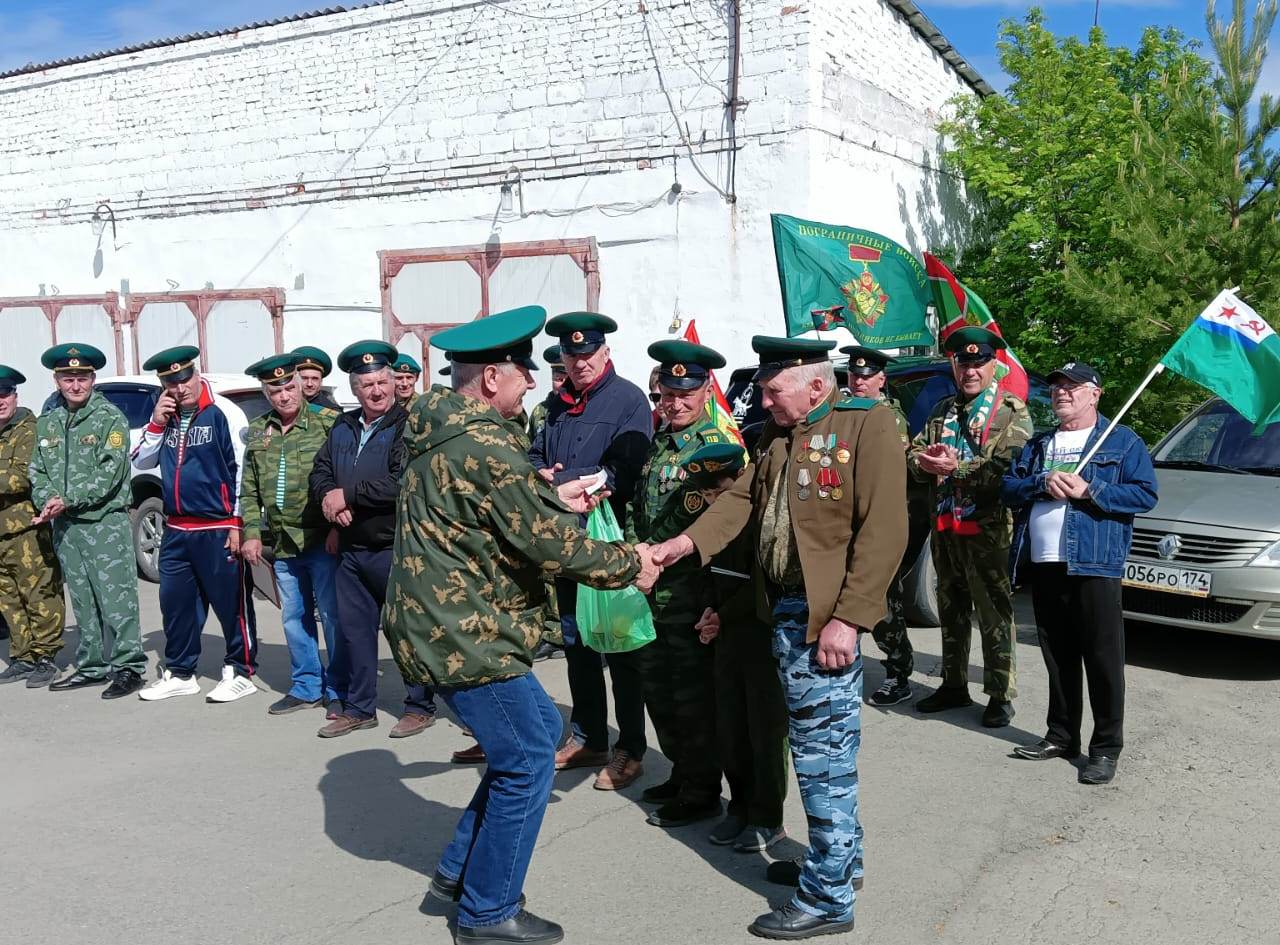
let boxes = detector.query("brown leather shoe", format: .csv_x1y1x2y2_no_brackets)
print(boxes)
389,712,436,739
554,737,609,771
593,749,643,790
317,715,378,738
452,742,487,764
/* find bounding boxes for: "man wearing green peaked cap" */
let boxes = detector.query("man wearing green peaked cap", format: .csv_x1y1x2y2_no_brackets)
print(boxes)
391,353,422,411
239,353,345,717
382,304,660,945
0,363,66,690
909,326,1032,728
292,346,342,413
627,337,734,826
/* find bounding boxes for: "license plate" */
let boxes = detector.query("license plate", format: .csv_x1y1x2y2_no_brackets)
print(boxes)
1122,561,1211,597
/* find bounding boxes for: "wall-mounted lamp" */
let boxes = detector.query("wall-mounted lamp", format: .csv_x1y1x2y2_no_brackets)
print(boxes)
90,203,117,243
500,166,524,217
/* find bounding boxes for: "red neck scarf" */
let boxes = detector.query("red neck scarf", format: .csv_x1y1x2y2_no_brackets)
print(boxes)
559,361,614,416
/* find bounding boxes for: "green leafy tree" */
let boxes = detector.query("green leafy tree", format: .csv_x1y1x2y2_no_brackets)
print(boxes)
939,12,1214,438
1065,0,1280,439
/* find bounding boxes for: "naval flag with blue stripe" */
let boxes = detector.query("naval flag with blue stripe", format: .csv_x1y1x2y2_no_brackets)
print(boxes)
1161,289,1280,433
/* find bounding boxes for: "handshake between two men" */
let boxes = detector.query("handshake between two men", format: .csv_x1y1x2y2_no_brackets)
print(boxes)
552,473,664,594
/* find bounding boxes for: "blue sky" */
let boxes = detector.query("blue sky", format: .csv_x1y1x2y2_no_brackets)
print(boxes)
0,0,1276,95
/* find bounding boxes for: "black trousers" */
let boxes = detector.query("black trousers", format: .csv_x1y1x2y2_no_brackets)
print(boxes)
1029,564,1125,756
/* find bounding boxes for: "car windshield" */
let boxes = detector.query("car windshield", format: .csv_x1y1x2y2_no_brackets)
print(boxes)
1154,399,1280,475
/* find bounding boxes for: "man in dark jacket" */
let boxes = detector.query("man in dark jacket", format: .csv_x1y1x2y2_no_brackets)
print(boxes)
529,311,653,790
309,341,436,738
1002,362,1157,785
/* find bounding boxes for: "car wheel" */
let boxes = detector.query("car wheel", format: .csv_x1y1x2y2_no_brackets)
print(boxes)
132,496,165,583
903,534,939,627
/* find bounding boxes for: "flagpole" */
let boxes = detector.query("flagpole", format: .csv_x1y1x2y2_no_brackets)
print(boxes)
1075,362,1165,469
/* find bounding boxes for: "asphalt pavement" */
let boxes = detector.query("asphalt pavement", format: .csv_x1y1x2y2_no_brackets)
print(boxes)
2,582,1278,945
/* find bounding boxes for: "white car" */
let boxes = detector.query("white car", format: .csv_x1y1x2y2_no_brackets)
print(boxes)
92,374,354,582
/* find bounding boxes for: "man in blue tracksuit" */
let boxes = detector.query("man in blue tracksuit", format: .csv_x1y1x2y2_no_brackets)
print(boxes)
133,345,259,703
529,311,653,790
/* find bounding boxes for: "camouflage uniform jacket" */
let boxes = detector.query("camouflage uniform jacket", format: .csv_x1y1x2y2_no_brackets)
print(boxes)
908,391,1033,531
240,404,338,557
0,408,40,538
883,396,910,448
527,400,549,442
30,391,131,523
384,385,643,689
625,414,726,625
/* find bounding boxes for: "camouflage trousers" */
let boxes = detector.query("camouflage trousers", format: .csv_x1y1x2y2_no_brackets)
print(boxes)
53,513,145,677
870,514,930,681
0,526,65,662
933,526,1016,700
773,595,862,922
637,618,721,805
716,615,789,828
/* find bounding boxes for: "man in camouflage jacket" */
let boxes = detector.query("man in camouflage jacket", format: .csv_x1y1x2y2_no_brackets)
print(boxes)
383,306,658,944
909,328,1033,727
30,344,145,698
0,365,65,688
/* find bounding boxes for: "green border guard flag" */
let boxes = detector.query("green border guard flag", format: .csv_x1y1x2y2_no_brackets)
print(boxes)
771,213,932,347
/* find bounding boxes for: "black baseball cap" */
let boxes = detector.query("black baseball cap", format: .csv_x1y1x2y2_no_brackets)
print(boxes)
1048,361,1102,387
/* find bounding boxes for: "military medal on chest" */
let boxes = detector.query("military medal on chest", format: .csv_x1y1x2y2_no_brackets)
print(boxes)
807,433,824,463
817,466,843,500
819,433,836,468
796,467,812,501
835,439,851,465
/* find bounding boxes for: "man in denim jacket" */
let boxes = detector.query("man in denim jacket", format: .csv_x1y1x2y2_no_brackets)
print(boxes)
1002,362,1157,785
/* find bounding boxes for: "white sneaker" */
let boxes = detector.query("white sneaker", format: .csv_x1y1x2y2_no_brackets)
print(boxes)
139,669,202,701
206,666,258,704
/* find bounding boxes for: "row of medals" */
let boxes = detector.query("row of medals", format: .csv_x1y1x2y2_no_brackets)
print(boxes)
796,433,850,501
657,463,688,493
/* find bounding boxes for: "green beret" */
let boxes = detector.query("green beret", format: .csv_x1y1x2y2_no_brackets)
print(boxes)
430,305,546,369
648,339,726,391
0,364,27,388
337,340,398,375
143,345,201,382
392,354,422,375
246,353,302,386
944,326,1006,363
292,346,333,376
839,345,894,377
682,441,747,485
42,343,107,373
546,311,617,355
751,335,835,380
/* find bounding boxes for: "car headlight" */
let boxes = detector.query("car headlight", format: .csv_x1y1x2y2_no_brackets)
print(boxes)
1248,539,1280,567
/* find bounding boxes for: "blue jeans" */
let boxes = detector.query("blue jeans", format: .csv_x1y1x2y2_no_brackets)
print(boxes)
773,595,863,923
436,673,562,929
274,548,345,703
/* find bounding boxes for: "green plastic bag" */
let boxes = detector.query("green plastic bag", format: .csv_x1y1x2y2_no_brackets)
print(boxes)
576,501,656,653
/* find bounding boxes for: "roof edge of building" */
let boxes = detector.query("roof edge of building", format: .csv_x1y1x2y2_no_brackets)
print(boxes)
882,0,994,97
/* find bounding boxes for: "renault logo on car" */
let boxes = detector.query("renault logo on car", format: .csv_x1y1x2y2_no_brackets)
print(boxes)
1157,534,1182,561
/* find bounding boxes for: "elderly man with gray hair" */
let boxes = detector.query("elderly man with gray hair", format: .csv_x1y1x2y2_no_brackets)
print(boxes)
651,335,906,941
1002,361,1156,786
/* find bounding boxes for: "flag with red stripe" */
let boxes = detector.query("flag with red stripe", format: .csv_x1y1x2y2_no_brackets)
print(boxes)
682,320,747,455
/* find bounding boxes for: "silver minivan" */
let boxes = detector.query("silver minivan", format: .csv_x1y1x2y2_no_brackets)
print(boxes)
1122,398,1280,639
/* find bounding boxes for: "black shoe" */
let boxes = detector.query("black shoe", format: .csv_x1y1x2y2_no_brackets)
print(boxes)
640,778,682,804
25,658,58,688
708,814,747,845
456,908,563,945
1080,755,1118,785
748,901,854,940
532,640,563,662
50,671,109,691
269,694,322,715
0,659,35,683
915,686,973,713
102,669,144,700
1013,738,1079,761
646,798,722,828
866,677,912,707
981,698,1015,728
765,859,863,891
426,869,527,907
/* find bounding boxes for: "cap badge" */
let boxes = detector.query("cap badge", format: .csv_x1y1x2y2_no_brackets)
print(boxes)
855,358,866,367
170,362,181,372
362,353,374,364
273,367,285,378
672,363,687,377
571,331,584,344
67,347,81,355
68,358,81,368
965,343,979,355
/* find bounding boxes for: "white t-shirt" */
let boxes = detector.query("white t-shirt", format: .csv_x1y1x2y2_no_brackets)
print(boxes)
1029,427,1093,564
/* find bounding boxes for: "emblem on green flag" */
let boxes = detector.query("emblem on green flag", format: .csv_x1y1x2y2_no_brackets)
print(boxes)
770,213,932,347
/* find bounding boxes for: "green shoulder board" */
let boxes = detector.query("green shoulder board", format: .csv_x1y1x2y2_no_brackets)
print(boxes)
835,396,878,411
308,402,340,419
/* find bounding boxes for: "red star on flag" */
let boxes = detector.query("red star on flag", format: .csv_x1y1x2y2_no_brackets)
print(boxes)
1220,306,1238,319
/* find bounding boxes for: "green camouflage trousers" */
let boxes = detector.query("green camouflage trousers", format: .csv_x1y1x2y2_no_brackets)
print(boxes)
870,513,929,681
637,619,721,805
933,526,1016,700
53,513,145,677
715,615,789,828
0,526,65,661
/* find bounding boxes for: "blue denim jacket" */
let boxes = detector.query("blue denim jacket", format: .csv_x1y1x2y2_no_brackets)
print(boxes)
1002,415,1158,584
